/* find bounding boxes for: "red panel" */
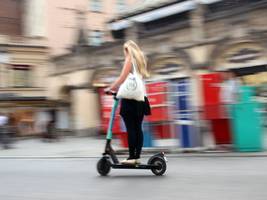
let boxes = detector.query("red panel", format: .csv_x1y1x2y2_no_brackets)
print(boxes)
210,119,232,144
113,118,122,134
153,124,172,139
147,106,169,122
100,113,121,133
146,81,170,122
98,88,114,108
200,73,223,105
98,88,121,134
202,104,228,120
146,81,168,94
148,93,167,106
116,132,128,148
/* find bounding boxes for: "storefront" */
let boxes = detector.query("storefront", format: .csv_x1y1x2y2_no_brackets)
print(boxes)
0,95,69,136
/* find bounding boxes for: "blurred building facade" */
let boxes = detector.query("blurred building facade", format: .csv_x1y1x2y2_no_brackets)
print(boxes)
0,0,56,136
50,0,267,136
43,0,140,56
0,0,142,136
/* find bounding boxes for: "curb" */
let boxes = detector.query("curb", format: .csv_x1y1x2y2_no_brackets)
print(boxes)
115,147,267,158
1,153,267,159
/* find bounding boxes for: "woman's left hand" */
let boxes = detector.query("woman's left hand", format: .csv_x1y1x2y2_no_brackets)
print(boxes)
104,87,111,94
104,87,116,95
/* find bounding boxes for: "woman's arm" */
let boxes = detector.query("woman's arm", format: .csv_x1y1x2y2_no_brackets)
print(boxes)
109,55,132,91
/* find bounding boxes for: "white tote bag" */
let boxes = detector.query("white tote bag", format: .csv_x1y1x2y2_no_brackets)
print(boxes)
116,57,145,101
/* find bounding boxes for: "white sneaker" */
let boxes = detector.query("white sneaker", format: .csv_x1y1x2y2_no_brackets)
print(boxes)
121,159,136,165
120,159,127,163
135,159,141,164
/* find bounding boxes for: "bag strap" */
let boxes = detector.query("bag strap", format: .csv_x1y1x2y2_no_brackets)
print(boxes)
130,55,138,75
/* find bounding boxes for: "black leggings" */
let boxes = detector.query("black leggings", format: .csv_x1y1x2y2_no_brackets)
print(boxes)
122,114,144,159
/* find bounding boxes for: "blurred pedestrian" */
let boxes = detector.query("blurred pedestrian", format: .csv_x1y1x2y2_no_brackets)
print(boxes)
42,119,56,142
219,70,241,150
105,40,151,165
220,69,241,119
0,112,10,149
220,70,241,106
43,109,58,142
7,113,17,138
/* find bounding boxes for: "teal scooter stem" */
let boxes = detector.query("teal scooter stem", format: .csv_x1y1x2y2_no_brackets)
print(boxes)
103,92,120,164
106,97,120,140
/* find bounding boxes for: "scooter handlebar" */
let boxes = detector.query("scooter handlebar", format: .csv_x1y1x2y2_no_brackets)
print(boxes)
105,90,116,96
105,90,118,100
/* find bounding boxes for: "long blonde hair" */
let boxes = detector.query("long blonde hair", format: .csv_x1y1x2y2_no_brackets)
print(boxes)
124,40,149,78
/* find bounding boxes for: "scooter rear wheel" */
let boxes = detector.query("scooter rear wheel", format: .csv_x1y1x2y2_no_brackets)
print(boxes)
97,157,111,176
150,157,167,176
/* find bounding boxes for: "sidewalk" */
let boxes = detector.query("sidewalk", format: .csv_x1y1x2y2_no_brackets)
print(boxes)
1,137,267,158
0,137,110,158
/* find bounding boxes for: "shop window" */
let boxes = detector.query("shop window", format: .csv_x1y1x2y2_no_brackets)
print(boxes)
88,30,103,46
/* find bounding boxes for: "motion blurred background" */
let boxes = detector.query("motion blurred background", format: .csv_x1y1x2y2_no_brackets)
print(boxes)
1,0,267,153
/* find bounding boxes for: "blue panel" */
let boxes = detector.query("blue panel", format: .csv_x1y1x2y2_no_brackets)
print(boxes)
178,84,186,92
143,131,154,147
142,123,154,147
174,96,179,110
178,95,189,110
176,79,190,111
180,124,190,148
179,111,192,120
189,125,202,147
178,79,188,92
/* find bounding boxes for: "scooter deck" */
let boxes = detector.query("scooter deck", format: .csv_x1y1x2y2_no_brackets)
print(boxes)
111,164,159,170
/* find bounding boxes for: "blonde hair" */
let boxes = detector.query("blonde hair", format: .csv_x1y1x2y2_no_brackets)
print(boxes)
124,40,149,78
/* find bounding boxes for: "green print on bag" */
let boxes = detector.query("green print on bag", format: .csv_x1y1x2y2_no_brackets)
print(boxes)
126,77,137,91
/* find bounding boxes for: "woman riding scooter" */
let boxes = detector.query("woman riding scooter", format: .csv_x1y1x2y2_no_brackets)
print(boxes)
105,40,151,165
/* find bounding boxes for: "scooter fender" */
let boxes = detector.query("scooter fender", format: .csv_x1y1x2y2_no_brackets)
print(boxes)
148,152,167,164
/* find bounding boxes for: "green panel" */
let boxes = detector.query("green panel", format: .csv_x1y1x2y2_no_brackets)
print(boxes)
238,86,256,103
232,103,263,152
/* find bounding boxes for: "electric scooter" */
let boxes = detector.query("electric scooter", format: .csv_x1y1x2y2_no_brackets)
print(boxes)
97,92,167,176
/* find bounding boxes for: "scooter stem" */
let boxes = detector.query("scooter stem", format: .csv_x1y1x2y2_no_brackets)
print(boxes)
104,139,120,164
106,98,120,140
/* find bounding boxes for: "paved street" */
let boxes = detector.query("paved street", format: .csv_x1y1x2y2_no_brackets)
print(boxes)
0,157,267,200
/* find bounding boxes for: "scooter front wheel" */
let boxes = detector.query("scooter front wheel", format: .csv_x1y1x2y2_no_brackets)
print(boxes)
150,157,167,176
97,157,111,176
